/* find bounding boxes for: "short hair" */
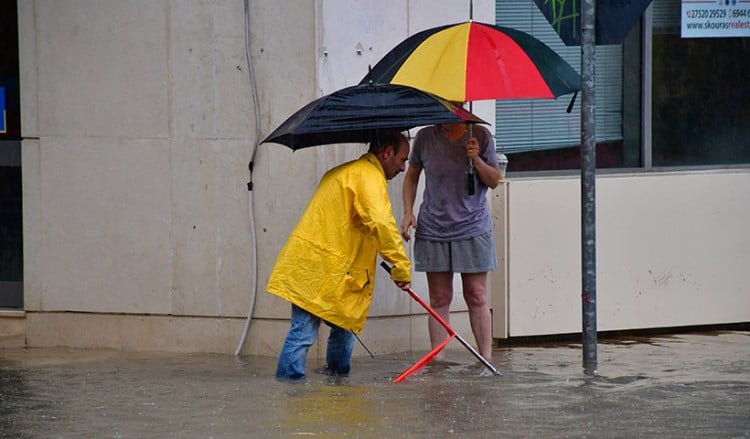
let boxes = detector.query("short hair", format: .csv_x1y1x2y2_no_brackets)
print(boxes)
368,130,407,154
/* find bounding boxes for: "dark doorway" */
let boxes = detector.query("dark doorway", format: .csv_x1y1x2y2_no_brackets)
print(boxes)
1,0,23,309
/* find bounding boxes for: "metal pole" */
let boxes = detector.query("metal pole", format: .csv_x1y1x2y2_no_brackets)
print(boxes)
581,0,598,375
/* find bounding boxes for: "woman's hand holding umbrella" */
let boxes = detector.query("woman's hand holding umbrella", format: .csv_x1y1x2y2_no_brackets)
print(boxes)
465,136,480,159
465,136,501,189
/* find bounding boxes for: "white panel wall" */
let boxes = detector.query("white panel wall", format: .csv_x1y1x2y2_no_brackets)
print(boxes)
493,170,750,337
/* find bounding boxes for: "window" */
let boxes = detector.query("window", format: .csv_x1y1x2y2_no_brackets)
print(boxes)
495,1,632,172
651,0,750,166
496,0,748,173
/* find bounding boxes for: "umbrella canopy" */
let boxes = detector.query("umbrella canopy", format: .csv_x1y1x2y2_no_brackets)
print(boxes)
360,21,581,102
262,83,488,150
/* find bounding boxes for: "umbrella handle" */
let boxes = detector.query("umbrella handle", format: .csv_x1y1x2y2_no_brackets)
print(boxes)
466,158,475,195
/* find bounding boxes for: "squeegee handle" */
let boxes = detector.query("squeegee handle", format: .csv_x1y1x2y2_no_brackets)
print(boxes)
380,261,454,335
452,333,502,376
380,261,502,377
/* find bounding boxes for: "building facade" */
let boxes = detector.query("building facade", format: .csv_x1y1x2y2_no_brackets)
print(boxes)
1,0,748,356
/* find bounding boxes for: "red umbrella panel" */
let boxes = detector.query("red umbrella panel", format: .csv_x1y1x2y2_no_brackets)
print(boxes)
361,21,581,102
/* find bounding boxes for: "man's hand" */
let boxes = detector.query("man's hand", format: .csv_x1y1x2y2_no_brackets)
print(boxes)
394,280,411,291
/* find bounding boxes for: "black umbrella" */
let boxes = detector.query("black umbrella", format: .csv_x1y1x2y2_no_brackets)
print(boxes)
261,83,488,150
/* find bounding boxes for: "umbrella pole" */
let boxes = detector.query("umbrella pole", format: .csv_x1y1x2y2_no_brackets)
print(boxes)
467,113,475,195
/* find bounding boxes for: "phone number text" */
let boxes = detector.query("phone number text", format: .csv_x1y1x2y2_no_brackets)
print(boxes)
686,9,750,19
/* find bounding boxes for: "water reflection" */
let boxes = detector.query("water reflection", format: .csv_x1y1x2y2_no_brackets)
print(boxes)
273,383,383,435
0,367,29,438
0,331,748,437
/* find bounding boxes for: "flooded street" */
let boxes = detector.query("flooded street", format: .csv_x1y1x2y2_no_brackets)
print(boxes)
1,330,748,438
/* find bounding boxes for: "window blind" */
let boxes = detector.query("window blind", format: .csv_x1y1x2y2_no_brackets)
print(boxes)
495,1,623,154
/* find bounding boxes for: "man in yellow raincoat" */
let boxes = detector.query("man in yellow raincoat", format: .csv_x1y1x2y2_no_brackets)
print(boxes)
268,130,412,380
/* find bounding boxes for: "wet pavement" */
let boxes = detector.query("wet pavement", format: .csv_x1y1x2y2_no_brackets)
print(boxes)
1,330,748,438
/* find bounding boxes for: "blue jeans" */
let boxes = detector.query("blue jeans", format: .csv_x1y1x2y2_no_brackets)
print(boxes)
275,304,355,380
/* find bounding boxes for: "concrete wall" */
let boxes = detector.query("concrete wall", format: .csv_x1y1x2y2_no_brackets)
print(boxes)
14,0,497,356
492,170,750,338
19,0,265,353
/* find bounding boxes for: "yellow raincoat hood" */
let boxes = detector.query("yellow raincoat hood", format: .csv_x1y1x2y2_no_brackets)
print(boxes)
267,153,411,333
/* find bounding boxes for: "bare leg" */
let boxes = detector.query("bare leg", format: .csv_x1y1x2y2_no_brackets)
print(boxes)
426,271,454,360
461,272,492,360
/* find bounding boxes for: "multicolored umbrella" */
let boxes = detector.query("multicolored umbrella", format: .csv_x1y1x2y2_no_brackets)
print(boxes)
360,21,580,102
261,83,488,150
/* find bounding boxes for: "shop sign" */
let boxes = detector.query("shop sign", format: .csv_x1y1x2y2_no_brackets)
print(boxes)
682,0,750,38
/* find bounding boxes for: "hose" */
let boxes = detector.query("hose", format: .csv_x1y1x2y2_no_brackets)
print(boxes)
235,0,262,356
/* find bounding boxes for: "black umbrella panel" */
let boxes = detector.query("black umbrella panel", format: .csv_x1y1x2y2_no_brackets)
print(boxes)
262,83,488,150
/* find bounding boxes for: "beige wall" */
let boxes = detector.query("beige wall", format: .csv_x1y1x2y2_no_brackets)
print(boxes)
19,0,297,354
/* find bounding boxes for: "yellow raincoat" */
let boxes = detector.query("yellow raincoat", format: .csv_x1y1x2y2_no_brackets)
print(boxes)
267,153,411,333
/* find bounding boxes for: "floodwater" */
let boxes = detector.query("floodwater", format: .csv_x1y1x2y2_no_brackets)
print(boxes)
1,331,748,438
